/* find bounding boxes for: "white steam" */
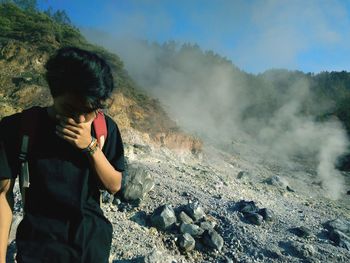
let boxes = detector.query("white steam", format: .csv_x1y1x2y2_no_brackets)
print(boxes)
79,0,350,199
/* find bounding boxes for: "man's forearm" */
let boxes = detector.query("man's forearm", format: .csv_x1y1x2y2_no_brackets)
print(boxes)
0,192,13,263
87,146,122,195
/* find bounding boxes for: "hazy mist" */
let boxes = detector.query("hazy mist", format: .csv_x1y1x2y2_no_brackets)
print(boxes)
81,0,350,200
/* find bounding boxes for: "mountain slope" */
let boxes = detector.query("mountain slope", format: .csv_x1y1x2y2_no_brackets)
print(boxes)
0,3,202,154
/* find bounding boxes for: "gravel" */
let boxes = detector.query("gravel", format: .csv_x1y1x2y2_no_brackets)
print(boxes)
6,139,350,263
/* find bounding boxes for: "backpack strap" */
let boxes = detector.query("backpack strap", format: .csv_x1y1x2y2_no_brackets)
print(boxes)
18,106,41,210
92,109,109,206
93,109,107,150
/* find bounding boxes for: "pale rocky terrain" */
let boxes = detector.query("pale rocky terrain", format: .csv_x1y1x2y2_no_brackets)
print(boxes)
7,127,350,263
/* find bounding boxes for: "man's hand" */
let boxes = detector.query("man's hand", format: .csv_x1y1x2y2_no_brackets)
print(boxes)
55,114,94,150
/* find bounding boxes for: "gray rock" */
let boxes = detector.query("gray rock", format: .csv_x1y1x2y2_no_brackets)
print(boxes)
325,218,350,236
237,200,259,214
180,223,205,237
279,241,316,260
329,229,350,250
133,143,152,154
184,201,205,222
245,212,263,225
143,249,174,263
289,226,313,238
293,242,316,258
286,186,295,192
121,163,155,201
101,190,114,203
200,221,215,231
181,191,191,197
263,246,282,260
213,194,223,199
264,175,288,188
237,171,250,179
150,205,177,231
325,218,350,250
178,211,194,224
258,208,274,221
112,197,121,206
178,233,196,251
202,229,224,251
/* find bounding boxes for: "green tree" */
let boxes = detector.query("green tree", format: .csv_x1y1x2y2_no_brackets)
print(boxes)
14,0,36,11
52,9,71,25
0,0,37,11
43,6,72,26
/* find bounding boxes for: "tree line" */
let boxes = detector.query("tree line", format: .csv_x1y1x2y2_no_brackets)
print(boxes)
0,0,72,25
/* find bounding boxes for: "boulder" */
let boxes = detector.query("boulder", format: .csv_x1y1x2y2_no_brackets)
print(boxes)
263,175,288,188
202,229,224,251
244,212,263,225
258,208,274,222
329,229,350,250
325,218,350,236
184,201,205,222
142,249,174,263
180,223,204,237
178,233,196,252
101,190,114,204
150,205,177,231
178,211,194,224
121,163,155,202
324,218,350,250
289,226,313,238
236,200,259,214
237,171,250,179
200,221,215,231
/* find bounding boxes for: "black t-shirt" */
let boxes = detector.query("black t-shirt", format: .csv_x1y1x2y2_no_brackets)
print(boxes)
0,106,125,262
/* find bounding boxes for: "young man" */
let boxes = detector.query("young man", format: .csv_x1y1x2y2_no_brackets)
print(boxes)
0,47,125,262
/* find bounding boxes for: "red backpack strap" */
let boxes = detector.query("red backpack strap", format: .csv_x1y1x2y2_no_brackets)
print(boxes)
93,109,107,150
93,110,109,206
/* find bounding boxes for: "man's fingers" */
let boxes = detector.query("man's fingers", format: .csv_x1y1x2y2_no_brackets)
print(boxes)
58,123,81,133
56,131,76,144
67,117,82,127
57,115,81,127
55,130,77,144
56,125,79,138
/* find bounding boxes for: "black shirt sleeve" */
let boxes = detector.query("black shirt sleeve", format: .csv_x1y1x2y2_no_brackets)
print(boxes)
0,114,20,180
0,140,11,180
103,116,126,173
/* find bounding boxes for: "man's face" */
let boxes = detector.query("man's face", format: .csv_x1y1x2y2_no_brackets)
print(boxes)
54,92,97,123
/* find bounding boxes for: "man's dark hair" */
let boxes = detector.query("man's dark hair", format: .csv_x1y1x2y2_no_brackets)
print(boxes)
45,46,115,110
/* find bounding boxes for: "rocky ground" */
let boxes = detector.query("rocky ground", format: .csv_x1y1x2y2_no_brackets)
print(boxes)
6,137,350,263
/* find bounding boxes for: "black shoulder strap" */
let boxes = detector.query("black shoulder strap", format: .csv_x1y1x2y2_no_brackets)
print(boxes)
19,106,41,155
18,106,41,208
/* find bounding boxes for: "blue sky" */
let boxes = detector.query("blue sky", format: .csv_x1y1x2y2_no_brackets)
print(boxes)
37,0,350,74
